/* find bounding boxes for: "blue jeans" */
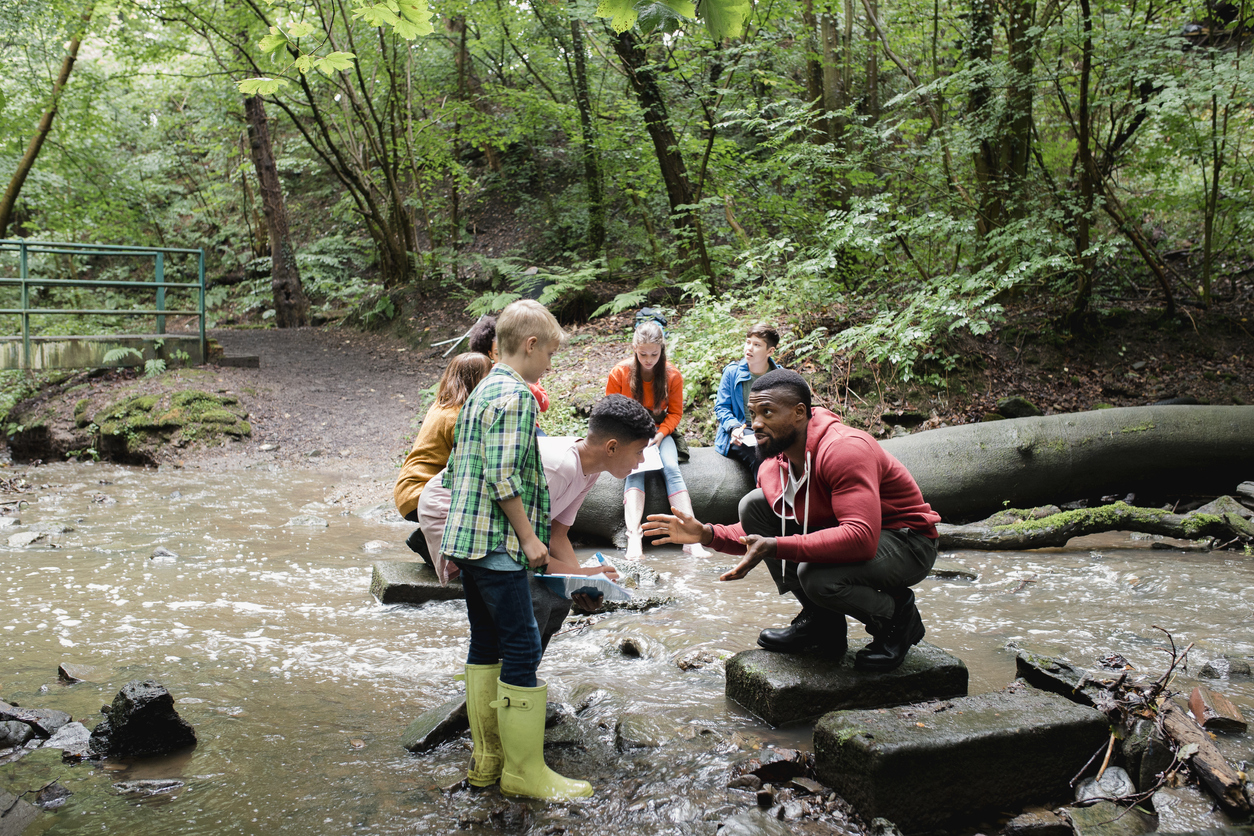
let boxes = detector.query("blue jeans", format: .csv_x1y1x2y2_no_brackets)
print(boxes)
624,434,687,496
457,560,543,687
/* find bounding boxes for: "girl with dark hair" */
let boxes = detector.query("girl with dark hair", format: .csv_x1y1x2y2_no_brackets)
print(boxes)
394,352,493,561
604,321,709,558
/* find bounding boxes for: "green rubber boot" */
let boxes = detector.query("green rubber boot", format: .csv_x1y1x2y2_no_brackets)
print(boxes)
490,679,593,800
454,663,503,787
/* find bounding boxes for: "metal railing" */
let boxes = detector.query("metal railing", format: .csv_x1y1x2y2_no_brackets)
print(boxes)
0,239,206,370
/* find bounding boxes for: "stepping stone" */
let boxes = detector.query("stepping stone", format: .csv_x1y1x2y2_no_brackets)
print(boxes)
1063,801,1153,836
813,688,1108,832
369,562,463,605
401,695,467,753
724,641,968,727
0,788,41,835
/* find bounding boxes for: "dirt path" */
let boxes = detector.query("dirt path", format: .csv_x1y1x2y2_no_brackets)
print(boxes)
182,327,457,506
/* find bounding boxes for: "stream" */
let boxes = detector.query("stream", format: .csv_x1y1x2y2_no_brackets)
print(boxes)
2,461,1253,834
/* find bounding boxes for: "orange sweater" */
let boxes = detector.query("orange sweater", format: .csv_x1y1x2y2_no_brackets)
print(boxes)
394,402,460,518
605,359,683,437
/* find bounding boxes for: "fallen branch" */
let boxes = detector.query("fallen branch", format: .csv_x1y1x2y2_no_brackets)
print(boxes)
938,497,1254,550
1158,700,1251,814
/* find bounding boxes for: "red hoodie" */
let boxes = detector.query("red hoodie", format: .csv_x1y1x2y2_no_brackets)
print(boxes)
708,408,940,563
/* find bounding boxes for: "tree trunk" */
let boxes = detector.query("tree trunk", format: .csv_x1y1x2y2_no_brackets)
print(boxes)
612,30,714,283
244,95,310,328
0,5,93,238
965,0,999,229
569,12,606,257
1070,0,1096,320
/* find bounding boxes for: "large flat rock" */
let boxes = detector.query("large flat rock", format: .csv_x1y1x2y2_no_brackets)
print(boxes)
814,688,1109,832
369,562,463,604
725,641,968,727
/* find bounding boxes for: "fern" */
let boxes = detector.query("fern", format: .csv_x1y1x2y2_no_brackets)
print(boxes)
103,347,143,366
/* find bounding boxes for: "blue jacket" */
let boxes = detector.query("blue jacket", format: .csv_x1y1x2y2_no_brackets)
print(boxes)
714,357,781,456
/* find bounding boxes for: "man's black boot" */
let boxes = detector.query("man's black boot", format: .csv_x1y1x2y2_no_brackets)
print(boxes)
758,609,846,657
854,590,925,672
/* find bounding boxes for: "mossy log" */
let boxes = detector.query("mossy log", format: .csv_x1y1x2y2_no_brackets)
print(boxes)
937,496,1254,550
882,405,1254,522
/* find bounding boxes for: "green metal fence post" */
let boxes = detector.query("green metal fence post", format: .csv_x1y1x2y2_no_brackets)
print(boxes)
19,239,30,370
155,252,166,335
198,249,206,362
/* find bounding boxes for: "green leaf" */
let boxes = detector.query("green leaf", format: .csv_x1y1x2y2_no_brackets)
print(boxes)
354,3,400,27
394,0,433,37
258,32,289,53
699,0,750,38
286,20,316,38
596,0,639,32
294,54,314,74
237,77,289,95
313,51,356,75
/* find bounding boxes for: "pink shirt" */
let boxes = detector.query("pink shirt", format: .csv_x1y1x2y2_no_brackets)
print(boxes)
537,436,598,525
418,436,598,583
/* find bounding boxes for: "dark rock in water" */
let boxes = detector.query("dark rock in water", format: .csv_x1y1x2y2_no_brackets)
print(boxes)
34,781,72,810
1237,481,1254,508
734,748,811,784
42,721,93,761
150,546,178,560
1200,657,1253,680
400,695,467,754
716,808,796,836
89,680,197,758
0,701,68,738
1121,718,1175,791
369,561,463,605
617,636,648,658
615,714,667,750
0,788,41,835
1076,766,1136,803
1063,800,1153,836
0,721,35,748
813,688,1108,831
113,779,185,797
996,396,1043,418
58,663,96,684
1014,650,1104,707
1005,806,1072,836
725,641,968,726
929,560,978,581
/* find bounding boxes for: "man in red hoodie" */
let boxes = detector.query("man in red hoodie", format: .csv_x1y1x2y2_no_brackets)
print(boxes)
643,369,941,671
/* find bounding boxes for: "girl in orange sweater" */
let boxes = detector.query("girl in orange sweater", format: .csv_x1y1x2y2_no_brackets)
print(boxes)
605,320,709,558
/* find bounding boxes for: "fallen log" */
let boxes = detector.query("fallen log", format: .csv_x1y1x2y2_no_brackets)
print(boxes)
1158,699,1251,815
570,406,1254,543
882,405,1254,522
937,496,1254,550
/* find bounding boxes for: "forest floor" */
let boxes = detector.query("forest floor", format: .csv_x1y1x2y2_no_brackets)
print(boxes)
2,289,1252,513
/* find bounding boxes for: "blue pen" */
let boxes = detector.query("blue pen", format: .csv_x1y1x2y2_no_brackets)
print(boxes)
594,552,606,566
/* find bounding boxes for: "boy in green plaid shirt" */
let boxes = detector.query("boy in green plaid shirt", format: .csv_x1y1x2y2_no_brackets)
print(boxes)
439,299,593,801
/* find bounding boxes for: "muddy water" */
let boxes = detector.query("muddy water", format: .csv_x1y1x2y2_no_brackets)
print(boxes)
2,462,1253,834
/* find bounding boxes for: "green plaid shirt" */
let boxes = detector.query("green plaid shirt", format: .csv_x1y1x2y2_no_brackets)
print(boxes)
439,365,550,566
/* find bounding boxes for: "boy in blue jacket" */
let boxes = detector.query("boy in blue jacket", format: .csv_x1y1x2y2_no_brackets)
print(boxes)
714,323,781,470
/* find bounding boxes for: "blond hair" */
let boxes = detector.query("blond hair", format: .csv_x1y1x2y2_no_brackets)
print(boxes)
496,299,565,355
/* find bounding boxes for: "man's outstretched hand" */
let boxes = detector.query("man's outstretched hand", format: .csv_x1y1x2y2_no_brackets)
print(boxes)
718,534,776,581
643,506,706,545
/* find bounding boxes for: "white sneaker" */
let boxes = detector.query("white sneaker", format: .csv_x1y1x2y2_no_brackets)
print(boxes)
683,542,711,557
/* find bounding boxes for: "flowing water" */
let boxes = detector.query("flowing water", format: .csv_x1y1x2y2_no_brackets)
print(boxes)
2,462,1253,834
